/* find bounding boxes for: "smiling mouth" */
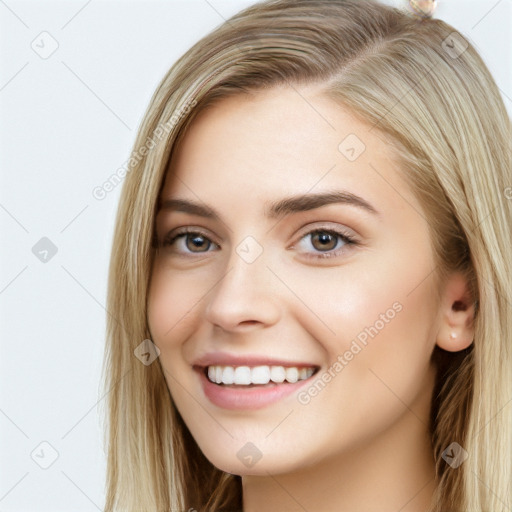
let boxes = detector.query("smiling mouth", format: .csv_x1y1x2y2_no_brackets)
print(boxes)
202,365,319,386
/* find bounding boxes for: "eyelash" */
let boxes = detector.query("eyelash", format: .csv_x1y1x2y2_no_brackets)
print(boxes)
157,226,358,261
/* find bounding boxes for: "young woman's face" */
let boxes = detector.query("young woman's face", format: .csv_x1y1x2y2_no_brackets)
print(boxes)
148,85,440,475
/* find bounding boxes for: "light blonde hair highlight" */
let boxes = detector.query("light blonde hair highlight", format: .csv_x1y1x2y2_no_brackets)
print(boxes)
101,1,512,510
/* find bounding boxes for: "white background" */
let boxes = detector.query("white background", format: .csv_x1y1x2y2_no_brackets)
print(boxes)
0,1,510,510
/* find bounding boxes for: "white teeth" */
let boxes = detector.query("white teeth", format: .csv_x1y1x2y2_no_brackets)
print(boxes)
270,366,286,383
221,366,235,385
206,365,316,385
251,366,270,384
234,366,251,385
285,367,299,383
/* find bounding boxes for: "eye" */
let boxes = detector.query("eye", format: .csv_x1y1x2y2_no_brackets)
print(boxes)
155,225,358,260
156,227,219,256
293,226,357,260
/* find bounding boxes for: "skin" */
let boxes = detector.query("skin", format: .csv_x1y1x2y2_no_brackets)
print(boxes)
147,84,475,511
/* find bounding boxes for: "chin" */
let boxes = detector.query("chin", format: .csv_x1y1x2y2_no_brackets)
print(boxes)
196,435,320,477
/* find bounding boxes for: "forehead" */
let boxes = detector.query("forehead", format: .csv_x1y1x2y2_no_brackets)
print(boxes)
161,85,417,218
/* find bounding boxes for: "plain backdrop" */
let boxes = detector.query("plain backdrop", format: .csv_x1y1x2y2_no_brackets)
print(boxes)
0,1,510,510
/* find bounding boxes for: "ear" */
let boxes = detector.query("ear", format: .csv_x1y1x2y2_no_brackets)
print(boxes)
436,272,476,352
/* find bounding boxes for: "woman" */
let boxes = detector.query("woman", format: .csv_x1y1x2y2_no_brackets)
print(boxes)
101,1,512,510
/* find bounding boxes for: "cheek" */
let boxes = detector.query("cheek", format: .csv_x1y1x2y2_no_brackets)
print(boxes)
280,268,437,459
280,253,437,355
284,243,438,402
147,262,206,344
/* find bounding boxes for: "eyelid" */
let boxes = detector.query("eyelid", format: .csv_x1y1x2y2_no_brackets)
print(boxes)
160,226,220,250
293,221,357,240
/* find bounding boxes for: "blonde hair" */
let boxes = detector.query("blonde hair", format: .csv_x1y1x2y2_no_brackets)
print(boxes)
101,1,512,510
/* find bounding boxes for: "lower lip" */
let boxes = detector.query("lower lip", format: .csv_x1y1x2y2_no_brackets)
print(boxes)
198,369,316,410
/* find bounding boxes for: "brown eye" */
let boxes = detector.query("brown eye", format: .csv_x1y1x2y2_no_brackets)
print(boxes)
183,233,211,252
294,227,358,261
310,231,338,252
158,228,219,256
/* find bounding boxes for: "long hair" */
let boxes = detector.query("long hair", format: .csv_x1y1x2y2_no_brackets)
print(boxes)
101,1,512,510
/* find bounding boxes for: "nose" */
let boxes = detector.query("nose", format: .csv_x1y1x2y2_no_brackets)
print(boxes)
204,244,282,332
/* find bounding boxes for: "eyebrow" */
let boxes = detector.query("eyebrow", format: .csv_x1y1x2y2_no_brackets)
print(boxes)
158,191,379,220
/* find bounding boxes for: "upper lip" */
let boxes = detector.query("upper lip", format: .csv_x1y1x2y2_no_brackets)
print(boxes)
193,352,320,369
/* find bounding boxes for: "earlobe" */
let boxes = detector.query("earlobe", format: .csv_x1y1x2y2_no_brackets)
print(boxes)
435,273,476,352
